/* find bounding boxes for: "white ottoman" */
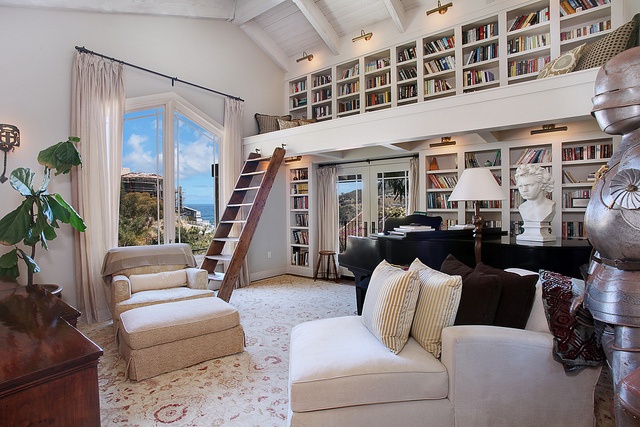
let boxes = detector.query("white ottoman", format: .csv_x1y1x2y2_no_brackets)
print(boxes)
118,297,244,381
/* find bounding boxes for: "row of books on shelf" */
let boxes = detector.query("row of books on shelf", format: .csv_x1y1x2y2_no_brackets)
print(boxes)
559,0,609,16
427,193,457,209
339,99,360,112
424,37,455,55
365,57,390,73
313,74,331,87
428,173,458,189
442,219,459,229
482,220,502,228
510,189,525,209
465,43,498,65
339,81,359,96
291,249,309,266
398,66,418,81
514,147,552,165
465,150,501,168
399,84,418,100
563,189,591,207
292,195,309,209
291,98,307,108
366,72,390,89
462,23,498,45
340,64,359,80
313,105,331,118
563,170,597,184
507,34,549,55
291,168,308,180
294,213,309,227
424,55,455,74
508,56,549,77
560,20,611,41
425,78,453,94
463,70,495,87
313,89,331,102
398,47,417,63
562,221,587,239
291,183,308,194
508,7,550,32
292,230,309,245
367,91,391,106
474,200,502,209
291,81,307,94
562,143,613,161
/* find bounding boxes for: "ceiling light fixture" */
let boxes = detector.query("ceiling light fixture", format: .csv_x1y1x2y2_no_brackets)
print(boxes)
352,30,373,42
426,1,453,15
530,124,568,135
429,136,457,148
296,52,314,63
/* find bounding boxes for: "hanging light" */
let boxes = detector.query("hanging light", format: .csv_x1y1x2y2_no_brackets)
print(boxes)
427,1,453,15
352,30,373,42
0,124,20,184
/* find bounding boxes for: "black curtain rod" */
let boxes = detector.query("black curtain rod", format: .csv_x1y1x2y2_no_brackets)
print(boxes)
75,46,244,102
319,153,418,168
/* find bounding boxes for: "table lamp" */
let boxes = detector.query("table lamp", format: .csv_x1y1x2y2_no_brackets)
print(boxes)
448,167,506,265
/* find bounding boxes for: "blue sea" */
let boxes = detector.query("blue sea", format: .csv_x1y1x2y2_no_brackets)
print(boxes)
186,203,216,224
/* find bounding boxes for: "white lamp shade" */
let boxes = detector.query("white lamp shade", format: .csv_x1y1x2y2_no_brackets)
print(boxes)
449,168,506,201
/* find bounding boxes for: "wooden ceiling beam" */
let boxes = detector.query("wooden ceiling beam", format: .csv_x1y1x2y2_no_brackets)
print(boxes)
240,20,289,72
233,0,286,25
292,0,340,55
382,0,407,33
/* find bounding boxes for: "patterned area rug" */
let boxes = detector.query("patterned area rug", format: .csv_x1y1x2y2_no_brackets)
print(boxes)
79,274,615,426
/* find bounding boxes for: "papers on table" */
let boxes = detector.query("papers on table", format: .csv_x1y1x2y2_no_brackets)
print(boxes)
388,225,434,235
448,224,475,230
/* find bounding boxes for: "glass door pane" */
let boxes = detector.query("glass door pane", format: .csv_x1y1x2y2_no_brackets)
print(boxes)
338,171,366,253
370,165,409,234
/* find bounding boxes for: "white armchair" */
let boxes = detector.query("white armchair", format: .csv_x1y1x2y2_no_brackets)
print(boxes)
102,244,215,325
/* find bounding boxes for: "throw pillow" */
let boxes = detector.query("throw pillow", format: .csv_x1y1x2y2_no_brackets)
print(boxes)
475,263,538,329
409,258,462,358
540,270,605,372
277,118,299,130
296,118,317,126
537,43,587,79
129,269,187,293
440,254,474,280
361,260,421,354
574,15,639,71
454,271,502,325
254,113,292,134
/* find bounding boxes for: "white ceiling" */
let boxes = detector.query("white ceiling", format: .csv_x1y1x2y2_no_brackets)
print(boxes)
0,0,429,70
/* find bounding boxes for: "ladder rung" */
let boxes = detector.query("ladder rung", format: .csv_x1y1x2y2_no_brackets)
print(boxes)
214,237,240,242
246,156,272,162
241,170,266,176
235,186,261,191
227,203,253,208
220,220,247,224
206,254,232,262
208,272,225,281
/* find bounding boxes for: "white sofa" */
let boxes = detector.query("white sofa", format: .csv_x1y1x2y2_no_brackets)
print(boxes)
288,269,603,427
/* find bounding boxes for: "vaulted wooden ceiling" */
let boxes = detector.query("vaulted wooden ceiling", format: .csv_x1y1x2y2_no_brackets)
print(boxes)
0,0,427,70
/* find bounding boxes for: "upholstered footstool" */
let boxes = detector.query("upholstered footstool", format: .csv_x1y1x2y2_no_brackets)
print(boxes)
118,297,244,381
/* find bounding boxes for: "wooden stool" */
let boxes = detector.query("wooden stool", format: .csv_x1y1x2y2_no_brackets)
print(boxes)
313,250,339,283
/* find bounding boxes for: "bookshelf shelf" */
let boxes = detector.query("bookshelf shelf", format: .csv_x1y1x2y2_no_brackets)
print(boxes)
287,164,315,275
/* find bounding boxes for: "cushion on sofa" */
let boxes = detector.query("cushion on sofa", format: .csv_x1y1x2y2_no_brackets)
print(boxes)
409,258,462,358
254,113,292,134
277,118,299,130
441,254,502,325
289,316,448,413
475,263,538,329
129,269,187,293
361,260,420,354
540,270,606,372
537,43,586,79
574,15,639,71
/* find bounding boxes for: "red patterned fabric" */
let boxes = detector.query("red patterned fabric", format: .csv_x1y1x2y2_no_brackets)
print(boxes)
540,270,605,372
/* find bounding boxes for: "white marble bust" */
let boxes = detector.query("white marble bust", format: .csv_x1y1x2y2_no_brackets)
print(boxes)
515,164,556,242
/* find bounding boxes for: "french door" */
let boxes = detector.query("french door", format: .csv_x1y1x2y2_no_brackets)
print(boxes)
337,159,410,254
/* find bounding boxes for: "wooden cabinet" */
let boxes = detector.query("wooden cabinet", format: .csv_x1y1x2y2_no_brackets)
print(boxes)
0,282,102,426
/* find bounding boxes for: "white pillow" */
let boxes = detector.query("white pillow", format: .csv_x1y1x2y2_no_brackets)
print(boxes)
361,260,420,354
409,258,462,358
129,269,187,293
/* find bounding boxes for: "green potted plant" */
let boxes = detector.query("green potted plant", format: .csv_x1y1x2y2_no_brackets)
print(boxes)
0,136,86,286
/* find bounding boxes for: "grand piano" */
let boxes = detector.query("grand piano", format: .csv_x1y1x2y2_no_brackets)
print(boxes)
339,225,592,313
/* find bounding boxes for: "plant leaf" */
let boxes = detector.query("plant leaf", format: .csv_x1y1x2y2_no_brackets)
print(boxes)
17,248,40,274
9,168,36,196
0,249,20,280
37,137,82,176
0,200,34,245
52,194,86,232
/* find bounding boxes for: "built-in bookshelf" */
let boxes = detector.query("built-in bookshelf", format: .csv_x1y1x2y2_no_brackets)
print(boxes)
425,152,459,229
288,164,315,276
285,0,618,119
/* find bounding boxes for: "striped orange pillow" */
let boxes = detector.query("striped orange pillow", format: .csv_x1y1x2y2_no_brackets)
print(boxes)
409,258,462,358
361,261,420,354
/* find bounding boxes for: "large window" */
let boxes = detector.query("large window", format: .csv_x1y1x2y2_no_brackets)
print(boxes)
119,94,222,254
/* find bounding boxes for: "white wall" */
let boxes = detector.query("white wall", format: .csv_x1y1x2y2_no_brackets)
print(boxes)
0,6,286,309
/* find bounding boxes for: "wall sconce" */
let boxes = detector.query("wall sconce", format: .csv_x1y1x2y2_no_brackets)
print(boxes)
296,52,314,63
284,155,303,163
0,124,20,184
429,136,457,148
530,124,568,135
426,1,453,15
352,30,373,42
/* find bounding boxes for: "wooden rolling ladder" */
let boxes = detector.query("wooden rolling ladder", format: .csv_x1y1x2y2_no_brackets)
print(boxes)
201,147,285,302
